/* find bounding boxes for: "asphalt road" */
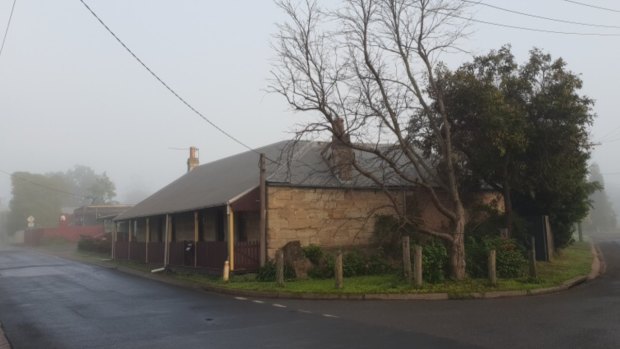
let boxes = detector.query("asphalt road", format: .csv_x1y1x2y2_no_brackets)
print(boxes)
0,239,618,349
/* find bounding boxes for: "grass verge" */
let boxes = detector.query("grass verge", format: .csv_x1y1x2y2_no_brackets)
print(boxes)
173,241,594,296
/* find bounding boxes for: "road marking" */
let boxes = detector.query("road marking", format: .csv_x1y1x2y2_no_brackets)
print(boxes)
322,313,339,318
298,309,312,314
253,300,265,304
272,303,287,308
234,297,248,301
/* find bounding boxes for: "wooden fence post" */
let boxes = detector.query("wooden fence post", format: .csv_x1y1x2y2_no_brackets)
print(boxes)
335,250,344,289
276,249,284,287
402,236,412,283
529,236,538,279
488,249,497,286
414,245,423,288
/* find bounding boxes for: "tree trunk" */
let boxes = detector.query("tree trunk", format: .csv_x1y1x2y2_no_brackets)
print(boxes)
450,207,467,280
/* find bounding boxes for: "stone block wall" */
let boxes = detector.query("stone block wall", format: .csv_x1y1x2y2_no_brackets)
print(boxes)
266,186,505,258
266,186,399,258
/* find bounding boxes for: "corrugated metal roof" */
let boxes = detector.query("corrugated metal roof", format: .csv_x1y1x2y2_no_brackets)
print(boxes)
114,140,419,221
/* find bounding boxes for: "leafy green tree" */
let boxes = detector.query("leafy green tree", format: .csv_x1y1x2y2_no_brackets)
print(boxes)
513,49,595,248
436,46,528,234
439,46,595,248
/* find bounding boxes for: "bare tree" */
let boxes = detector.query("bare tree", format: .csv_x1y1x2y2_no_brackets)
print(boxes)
271,0,471,279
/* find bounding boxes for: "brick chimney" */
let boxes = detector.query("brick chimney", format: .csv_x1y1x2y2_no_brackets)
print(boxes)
187,146,199,172
327,118,354,181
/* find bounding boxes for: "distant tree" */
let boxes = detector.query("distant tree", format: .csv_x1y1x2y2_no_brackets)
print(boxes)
7,172,66,232
6,166,117,234
61,165,117,206
585,163,617,232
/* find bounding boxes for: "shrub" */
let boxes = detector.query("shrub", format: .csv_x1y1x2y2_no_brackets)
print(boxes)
306,248,395,279
256,260,295,282
421,239,448,283
465,236,527,279
465,236,488,278
303,244,323,265
308,254,335,279
77,233,111,254
373,215,406,257
366,252,395,275
343,250,366,277
495,239,527,278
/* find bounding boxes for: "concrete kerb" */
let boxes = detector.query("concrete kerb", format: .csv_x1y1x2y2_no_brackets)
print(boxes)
589,243,605,280
40,242,604,301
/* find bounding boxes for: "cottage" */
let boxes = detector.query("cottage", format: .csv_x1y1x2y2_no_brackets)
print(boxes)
112,138,500,273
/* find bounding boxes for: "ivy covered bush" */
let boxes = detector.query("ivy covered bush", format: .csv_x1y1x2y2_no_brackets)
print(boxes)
302,244,395,279
256,260,296,282
420,239,449,283
465,236,527,278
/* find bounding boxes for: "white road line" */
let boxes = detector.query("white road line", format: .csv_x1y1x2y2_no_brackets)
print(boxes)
322,313,339,318
298,309,312,314
272,303,287,308
253,300,265,304
234,297,248,301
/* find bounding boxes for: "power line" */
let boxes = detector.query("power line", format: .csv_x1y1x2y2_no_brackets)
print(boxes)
562,0,620,14
597,125,620,142
0,169,88,200
600,138,620,144
463,0,620,29
77,0,258,155
445,11,620,36
0,0,17,59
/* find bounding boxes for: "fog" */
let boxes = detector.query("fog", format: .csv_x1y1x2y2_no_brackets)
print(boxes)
1,0,619,214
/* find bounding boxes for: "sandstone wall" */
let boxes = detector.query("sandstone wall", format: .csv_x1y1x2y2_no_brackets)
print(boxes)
267,186,504,258
266,186,398,258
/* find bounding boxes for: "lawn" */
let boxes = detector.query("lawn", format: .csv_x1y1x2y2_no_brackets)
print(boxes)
172,241,594,296
33,239,594,297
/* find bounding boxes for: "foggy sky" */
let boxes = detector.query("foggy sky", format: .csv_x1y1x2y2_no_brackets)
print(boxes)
1,0,619,210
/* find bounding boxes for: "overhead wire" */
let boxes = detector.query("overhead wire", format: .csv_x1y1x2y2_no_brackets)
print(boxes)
0,0,17,59
596,125,620,143
462,0,620,29
0,169,89,200
77,0,276,162
443,11,620,36
562,0,620,14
